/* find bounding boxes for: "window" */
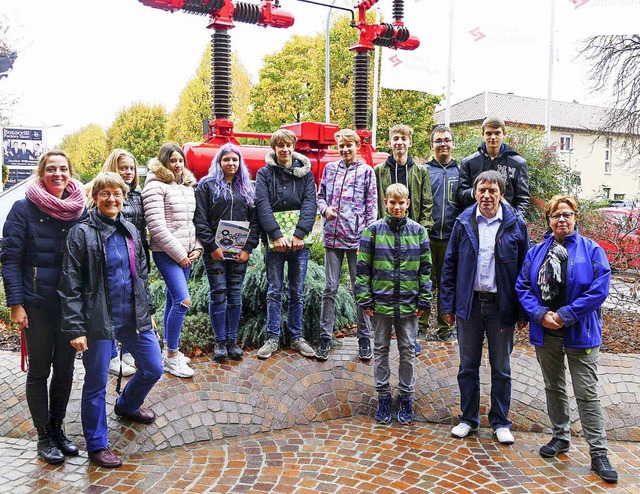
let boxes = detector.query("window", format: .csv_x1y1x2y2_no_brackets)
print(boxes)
604,137,611,174
602,186,611,200
560,135,573,152
614,193,625,201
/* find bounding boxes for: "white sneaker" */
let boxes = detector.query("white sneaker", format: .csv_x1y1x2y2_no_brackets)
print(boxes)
108,356,136,377
163,355,194,378
451,422,478,438
257,338,279,360
178,351,191,364
495,427,514,444
121,352,136,369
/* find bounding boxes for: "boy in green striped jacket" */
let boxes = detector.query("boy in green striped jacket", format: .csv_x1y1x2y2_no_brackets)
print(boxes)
355,183,432,425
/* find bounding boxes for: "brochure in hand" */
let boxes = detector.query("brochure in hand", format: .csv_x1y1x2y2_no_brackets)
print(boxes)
215,220,251,259
268,210,312,251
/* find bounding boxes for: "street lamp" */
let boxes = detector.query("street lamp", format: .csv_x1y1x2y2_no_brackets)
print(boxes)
42,123,63,151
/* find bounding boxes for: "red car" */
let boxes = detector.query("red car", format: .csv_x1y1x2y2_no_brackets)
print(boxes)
595,208,640,270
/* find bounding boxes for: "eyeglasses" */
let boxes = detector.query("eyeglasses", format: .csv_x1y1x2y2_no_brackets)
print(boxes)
433,139,453,145
97,191,124,199
549,212,575,220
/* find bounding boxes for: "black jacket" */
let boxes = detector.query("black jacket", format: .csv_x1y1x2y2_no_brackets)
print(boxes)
194,178,260,255
457,143,529,216
58,209,154,341
1,198,84,310
254,151,317,243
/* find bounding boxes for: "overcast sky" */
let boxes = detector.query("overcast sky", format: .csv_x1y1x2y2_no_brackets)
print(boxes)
3,0,634,147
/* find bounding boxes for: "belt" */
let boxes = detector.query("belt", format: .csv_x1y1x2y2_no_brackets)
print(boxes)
475,291,498,302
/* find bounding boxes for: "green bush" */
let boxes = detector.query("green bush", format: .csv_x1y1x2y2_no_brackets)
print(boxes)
149,246,357,354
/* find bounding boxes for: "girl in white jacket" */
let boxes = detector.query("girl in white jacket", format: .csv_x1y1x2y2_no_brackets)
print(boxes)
142,142,202,378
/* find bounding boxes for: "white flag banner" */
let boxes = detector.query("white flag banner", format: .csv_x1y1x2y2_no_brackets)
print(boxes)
379,0,449,93
557,0,640,37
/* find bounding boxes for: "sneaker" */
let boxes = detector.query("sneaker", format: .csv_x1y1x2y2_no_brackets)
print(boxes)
439,333,457,343
539,437,570,458
451,422,478,438
226,341,244,360
316,339,331,361
358,337,373,360
414,341,422,356
291,338,316,358
163,355,194,378
214,341,228,362
121,352,136,368
257,338,279,360
591,455,618,484
375,394,392,424
108,356,135,377
397,395,414,424
178,351,191,364
495,427,515,445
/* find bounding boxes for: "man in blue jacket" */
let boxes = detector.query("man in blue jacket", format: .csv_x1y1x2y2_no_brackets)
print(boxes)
441,171,529,445
457,116,529,217
425,125,460,342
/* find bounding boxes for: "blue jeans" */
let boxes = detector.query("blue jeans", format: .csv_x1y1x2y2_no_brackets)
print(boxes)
204,257,248,342
265,248,309,341
81,325,163,452
456,299,514,430
372,314,417,396
153,251,192,353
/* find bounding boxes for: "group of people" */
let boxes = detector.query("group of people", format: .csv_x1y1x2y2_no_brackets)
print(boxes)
3,141,42,162
0,116,618,483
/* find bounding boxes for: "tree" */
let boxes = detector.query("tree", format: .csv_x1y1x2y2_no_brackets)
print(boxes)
0,14,18,124
107,102,167,166
59,124,108,183
246,13,438,156
580,35,640,169
167,46,254,144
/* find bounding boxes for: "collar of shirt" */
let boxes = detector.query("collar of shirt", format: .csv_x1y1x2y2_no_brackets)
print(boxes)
475,203,503,225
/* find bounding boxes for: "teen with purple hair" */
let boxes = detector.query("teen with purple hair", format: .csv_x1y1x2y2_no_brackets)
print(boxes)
194,144,260,361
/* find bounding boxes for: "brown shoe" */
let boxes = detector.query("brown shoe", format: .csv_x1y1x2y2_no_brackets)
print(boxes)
114,403,156,424
88,447,122,468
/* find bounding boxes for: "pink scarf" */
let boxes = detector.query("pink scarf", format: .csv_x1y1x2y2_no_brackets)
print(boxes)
25,177,86,221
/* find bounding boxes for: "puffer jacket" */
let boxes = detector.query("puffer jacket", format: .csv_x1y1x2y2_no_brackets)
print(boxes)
440,202,530,326
426,159,460,240
193,177,260,255
58,209,154,341
142,158,202,263
355,214,432,317
458,143,529,216
516,229,611,349
255,151,317,243
317,159,377,249
374,156,434,231
1,198,85,310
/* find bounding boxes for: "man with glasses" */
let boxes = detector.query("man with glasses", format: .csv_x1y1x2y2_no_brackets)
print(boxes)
441,171,529,446
424,126,460,342
457,116,529,217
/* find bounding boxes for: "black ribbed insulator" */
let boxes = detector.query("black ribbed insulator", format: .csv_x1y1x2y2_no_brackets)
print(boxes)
180,0,212,15
211,30,231,119
353,52,370,131
372,37,393,47
396,26,410,42
233,3,261,24
379,23,394,39
392,0,404,20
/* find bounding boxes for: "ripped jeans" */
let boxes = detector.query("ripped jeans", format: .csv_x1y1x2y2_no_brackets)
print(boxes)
203,257,248,342
153,251,192,353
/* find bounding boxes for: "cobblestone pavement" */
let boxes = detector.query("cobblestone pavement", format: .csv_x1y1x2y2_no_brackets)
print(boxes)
1,339,639,492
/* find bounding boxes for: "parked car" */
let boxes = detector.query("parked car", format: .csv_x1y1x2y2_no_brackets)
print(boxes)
595,207,640,270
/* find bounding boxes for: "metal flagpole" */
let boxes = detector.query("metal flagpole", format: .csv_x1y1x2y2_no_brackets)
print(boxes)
445,0,454,127
545,0,556,143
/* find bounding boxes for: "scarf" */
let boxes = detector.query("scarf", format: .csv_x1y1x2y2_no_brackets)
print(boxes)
25,177,86,221
537,239,568,303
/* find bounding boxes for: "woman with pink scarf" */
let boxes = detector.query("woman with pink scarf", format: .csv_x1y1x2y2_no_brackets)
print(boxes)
1,150,86,465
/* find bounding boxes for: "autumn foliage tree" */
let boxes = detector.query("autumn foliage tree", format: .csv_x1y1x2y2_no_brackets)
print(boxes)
59,124,107,183
107,102,167,166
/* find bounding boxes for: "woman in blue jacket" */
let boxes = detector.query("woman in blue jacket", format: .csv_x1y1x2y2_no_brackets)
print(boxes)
516,195,617,484
1,150,86,464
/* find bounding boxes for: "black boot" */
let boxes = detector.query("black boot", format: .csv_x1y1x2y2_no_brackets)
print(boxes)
50,419,79,456
36,425,65,464
227,341,244,360
214,341,228,362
